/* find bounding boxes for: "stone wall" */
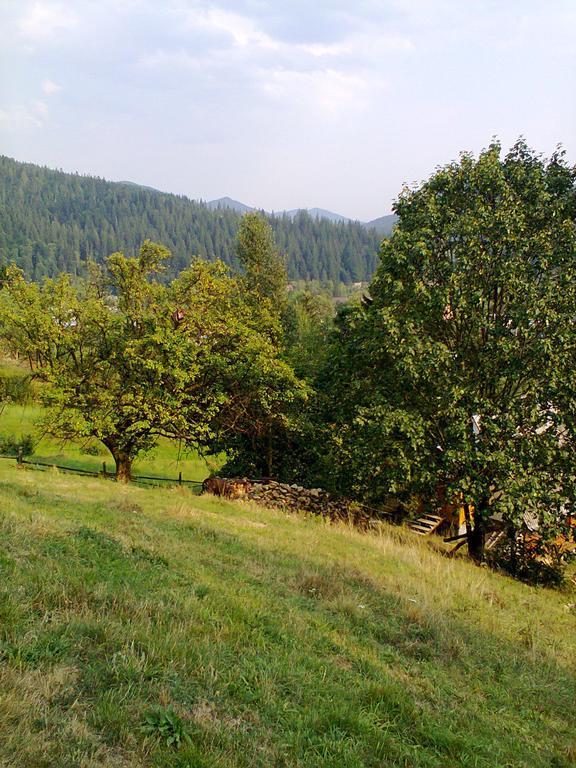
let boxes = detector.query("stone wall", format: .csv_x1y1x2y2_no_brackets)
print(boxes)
204,477,397,530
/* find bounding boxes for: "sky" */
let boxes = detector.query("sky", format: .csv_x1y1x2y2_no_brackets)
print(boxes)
1,0,575,221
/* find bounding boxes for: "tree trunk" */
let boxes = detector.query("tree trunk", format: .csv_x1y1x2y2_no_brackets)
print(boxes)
103,440,133,483
464,502,485,563
266,426,273,478
114,452,132,483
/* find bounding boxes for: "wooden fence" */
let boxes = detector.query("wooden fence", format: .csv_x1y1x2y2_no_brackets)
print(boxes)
0,452,203,488
0,454,397,523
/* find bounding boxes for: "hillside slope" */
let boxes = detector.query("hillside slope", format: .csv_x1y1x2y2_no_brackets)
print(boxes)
0,156,382,285
0,463,574,767
364,213,398,236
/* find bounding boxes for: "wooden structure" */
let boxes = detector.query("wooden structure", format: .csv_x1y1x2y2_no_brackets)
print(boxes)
407,513,445,536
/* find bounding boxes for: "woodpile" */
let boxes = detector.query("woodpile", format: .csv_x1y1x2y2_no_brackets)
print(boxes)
201,476,251,500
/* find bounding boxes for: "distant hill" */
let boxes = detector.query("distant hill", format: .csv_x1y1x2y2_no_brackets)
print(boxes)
208,198,354,224
0,156,383,285
118,180,163,194
363,214,398,236
284,207,352,224
205,197,394,230
206,196,255,214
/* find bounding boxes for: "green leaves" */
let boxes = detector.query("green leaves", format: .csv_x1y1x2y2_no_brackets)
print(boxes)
0,242,305,481
140,705,193,749
320,141,576,549
236,212,288,328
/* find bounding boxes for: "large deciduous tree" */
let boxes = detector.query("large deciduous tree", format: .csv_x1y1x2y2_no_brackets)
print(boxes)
0,242,304,481
323,141,576,560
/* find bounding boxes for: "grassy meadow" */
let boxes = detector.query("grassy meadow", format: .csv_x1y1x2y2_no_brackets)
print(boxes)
0,402,220,482
0,462,574,767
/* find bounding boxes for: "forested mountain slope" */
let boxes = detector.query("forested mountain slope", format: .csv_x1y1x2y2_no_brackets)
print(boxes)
0,156,382,284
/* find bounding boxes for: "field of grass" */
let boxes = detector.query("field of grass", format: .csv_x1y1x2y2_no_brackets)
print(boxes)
0,403,220,482
0,462,574,767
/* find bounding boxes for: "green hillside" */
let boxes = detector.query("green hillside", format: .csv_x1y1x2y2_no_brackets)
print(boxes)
0,156,382,285
364,213,398,236
0,463,574,767
0,403,220,482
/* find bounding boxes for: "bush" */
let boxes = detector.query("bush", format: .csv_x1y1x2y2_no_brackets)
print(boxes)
0,433,35,457
0,373,34,405
487,531,572,587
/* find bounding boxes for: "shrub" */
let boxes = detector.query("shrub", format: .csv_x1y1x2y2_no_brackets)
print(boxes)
0,433,35,457
0,373,34,404
487,531,573,587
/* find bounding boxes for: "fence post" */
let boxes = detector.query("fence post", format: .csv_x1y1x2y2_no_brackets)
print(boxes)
17,447,23,466
178,471,182,486
102,461,107,476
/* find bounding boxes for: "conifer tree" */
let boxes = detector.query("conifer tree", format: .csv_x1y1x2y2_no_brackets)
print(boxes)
236,212,287,316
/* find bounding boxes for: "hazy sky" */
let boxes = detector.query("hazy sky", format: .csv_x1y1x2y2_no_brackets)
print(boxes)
1,0,575,220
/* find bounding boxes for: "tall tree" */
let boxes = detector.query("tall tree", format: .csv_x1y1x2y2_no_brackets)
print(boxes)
0,242,304,481
236,212,288,318
283,290,335,380
321,141,576,560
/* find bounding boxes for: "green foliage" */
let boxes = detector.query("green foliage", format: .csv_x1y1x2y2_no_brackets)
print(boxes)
0,370,34,405
0,243,305,480
220,284,338,480
210,339,309,478
319,140,576,559
236,212,287,318
80,441,108,456
487,533,569,587
140,706,193,749
0,432,34,456
283,290,335,380
0,155,381,284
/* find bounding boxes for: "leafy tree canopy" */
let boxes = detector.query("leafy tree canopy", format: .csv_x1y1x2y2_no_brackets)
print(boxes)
282,290,335,381
0,242,305,480
321,140,576,559
237,213,287,298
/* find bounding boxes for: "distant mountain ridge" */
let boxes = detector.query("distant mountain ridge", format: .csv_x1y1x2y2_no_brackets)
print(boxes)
364,214,398,235
206,196,397,235
284,207,351,224
0,156,384,285
205,196,254,214
115,185,397,235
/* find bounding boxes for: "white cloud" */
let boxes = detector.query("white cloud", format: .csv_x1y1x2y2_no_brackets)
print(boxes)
138,48,218,71
299,42,353,58
182,7,279,50
19,2,78,40
42,78,62,94
34,100,49,118
0,102,47,131
377,33,415,53
261,67,374,117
